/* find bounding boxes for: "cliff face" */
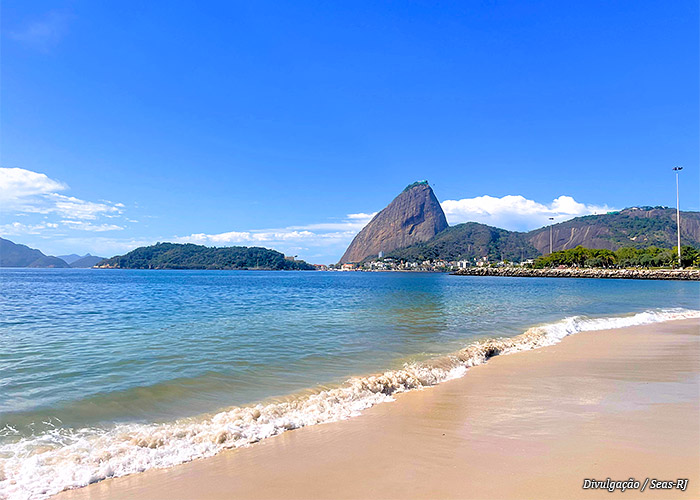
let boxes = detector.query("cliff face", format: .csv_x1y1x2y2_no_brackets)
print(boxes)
339,181,448,263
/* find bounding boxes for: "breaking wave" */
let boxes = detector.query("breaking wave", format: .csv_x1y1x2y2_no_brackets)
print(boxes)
1,308,698,500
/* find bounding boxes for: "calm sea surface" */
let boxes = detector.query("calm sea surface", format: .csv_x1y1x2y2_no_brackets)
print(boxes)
0,269,698,499
2,269,698,429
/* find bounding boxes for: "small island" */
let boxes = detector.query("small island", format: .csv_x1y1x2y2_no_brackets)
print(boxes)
96,242,316,270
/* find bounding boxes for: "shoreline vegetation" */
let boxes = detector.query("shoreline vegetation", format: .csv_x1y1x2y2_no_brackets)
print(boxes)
336,245,700,279
451,246,700,280
529,245,700,269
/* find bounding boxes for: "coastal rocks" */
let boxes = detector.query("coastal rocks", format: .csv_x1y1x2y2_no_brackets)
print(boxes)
453,267,700,281
339,181,449,263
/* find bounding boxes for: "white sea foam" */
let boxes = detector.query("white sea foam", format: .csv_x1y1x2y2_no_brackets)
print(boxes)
1,308,698,500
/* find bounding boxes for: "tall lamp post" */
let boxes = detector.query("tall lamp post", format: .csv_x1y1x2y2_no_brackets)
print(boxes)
673,166,683,267
549,217,555,254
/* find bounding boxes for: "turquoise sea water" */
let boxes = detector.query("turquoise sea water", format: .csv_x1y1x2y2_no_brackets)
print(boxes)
1,269,698,499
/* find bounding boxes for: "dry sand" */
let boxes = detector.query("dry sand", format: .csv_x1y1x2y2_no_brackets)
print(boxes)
55,318,700,500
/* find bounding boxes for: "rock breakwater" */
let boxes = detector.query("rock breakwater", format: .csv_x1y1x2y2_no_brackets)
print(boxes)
453,267,700,281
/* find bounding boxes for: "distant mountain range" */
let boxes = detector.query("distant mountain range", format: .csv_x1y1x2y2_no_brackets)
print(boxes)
0,238,314,270
0,238,105,268
70,255,106,268
58,253,106,267
0,237,71,268
341,183,700,263
57,253,84,264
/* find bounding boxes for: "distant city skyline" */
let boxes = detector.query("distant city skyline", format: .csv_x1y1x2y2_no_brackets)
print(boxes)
1,1,698,263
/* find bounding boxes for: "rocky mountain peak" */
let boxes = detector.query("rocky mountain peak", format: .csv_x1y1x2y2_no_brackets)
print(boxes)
339,182,449,263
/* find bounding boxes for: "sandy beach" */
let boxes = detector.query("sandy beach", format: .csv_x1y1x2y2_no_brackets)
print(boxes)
55,318,699,500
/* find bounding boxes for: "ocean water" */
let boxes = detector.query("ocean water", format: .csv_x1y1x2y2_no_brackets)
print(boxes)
0,269,698,499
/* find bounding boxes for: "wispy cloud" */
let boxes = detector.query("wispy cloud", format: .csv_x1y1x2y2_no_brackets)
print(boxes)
49,193,122,220
7,10,74,52
0,221,59,235
42,236,160,257
0,167,126,229
441,194,614,231
286,212,377,232
60,220,124,232
174,213,377,258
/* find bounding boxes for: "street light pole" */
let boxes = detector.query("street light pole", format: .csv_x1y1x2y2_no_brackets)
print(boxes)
673,166,683,267
549,217,555,254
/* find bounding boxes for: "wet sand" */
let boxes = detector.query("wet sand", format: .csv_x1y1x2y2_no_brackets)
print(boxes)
55,318,700,499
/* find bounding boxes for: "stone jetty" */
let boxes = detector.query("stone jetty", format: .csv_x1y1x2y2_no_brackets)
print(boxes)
453,267,700,281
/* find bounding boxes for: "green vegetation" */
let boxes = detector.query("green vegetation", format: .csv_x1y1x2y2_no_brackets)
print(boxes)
532,245,700,269
98,243,316,270
402,180,429,191
385,222,539,263
0,237,70,268
377,207,700,265
528,208,700,250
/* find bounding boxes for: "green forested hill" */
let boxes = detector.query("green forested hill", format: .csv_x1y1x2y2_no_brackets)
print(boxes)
385,222,539,262
527,207,700,253
97,243,315,270
377,207,700,263
0,237,70,268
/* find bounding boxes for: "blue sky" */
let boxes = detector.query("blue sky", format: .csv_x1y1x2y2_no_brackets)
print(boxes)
1,1,698,263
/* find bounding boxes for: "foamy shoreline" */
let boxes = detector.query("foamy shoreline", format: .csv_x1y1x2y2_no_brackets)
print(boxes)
54,316,700,500
2,309,699,500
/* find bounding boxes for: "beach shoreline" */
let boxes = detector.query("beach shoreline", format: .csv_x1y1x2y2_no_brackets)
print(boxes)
53,317,700,500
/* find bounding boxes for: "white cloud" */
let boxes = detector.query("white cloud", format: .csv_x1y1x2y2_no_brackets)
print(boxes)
0,222,57,235
0,167,66,200
177,228,357,246
347,212,376,220
441,195,614,231
49,193,121,220
60,220,124,232
40,236,159,257
287,212,376,232
0,167,124,222
175,213,376,257
1,219,123,235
